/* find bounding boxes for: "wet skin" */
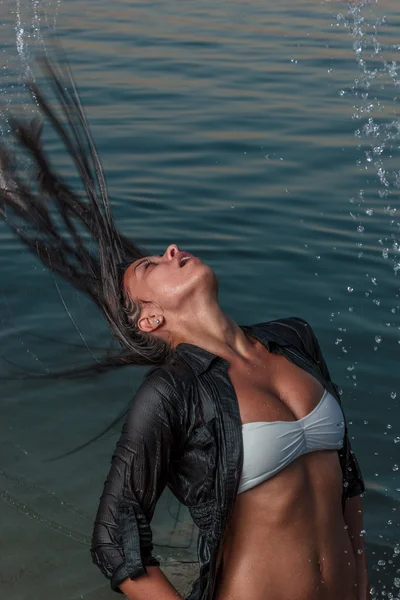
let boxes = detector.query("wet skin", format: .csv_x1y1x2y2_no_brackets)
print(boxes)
213,340,358,600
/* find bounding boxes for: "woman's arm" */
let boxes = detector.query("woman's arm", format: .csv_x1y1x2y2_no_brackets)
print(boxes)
119,566,183,600
91,368,184,597
344,495,370,600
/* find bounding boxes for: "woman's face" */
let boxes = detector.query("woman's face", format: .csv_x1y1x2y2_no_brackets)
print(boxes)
123,244,216,315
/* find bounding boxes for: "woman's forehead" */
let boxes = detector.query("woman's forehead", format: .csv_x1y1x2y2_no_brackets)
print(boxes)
118,259,139,290
121,256,148,290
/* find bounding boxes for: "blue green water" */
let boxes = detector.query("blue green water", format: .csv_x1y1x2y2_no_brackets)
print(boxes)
0,1,399,598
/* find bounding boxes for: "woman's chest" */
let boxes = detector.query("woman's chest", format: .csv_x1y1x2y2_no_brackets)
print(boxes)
227,350,325,425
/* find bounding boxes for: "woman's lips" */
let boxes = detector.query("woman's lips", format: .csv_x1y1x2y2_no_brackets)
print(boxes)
181,256,193,267
178,252,195,267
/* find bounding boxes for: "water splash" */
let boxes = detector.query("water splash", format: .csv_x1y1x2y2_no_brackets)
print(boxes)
0,0,62,131
338,1,400,279
336,3,400,599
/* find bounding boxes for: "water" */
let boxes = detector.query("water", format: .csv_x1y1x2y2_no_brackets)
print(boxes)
0,1,399,598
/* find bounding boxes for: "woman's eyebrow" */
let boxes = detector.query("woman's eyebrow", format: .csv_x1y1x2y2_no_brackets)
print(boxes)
134,258,149,274
134,253,163,275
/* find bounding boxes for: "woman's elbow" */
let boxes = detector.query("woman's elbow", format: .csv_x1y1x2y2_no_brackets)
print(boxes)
90,521,125,582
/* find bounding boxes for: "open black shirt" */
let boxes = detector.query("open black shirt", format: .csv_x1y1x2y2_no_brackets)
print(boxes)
90,317,365,600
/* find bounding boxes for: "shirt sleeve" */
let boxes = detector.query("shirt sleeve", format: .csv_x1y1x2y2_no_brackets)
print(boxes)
290,317,365,501
90,368,183,593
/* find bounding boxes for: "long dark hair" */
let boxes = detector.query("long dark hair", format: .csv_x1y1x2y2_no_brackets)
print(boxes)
0,52,172,372
0,56,198,560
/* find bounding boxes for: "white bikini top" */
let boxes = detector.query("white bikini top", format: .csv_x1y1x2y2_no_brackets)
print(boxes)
237,389,345,494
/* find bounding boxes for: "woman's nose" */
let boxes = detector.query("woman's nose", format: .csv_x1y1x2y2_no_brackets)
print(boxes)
164,244,180,260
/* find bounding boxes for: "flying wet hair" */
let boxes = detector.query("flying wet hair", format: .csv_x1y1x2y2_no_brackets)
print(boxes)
0,51,173,373
0,55,198,556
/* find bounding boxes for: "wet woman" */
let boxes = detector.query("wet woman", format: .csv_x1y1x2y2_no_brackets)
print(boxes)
0,56,368,600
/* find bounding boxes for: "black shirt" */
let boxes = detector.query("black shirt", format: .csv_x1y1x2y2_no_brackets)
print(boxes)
90,317,365,600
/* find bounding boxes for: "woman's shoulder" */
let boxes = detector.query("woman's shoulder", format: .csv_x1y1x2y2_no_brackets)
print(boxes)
144,353,196,387
135,355,196,411
125,364,187,433
251,317,329,377
249,315,315,347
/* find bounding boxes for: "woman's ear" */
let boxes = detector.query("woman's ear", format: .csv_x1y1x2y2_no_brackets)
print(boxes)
137,314,164,333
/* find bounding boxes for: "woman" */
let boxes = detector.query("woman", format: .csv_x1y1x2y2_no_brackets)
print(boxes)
0,55,368,600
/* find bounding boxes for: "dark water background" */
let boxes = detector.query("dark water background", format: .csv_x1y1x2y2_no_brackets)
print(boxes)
0,1,399,598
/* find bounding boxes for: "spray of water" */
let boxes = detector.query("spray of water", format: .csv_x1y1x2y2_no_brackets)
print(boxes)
338,1,400,278
0,0,61,130
337,2,400,598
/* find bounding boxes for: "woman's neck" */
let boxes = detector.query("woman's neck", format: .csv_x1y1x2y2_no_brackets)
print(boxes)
171,305,256,363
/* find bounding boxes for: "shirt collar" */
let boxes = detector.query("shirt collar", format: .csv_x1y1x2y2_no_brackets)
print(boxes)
174,323,292,376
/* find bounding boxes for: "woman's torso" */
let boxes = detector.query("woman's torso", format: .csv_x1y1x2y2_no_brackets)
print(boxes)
213,336,357,600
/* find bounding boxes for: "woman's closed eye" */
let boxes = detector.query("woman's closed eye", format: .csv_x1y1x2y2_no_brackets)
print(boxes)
143,259,158,270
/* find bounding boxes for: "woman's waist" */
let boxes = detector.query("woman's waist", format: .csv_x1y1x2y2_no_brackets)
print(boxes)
227,463,344,537
221,512,349,579
221,509,353,566
216,475,352,589
215,532,357,600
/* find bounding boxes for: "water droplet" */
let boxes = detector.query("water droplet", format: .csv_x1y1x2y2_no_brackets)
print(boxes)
347,287,353,293
387,424,392,429
375,336,382,343
391,392,397,399
393,464,399,472
394,437,400,444
378,559,386,566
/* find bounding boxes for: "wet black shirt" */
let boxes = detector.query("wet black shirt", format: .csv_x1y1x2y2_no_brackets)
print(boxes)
90,317,365,600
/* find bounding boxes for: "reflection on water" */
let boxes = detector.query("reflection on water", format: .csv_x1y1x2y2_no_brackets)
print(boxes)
0,1,399,599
